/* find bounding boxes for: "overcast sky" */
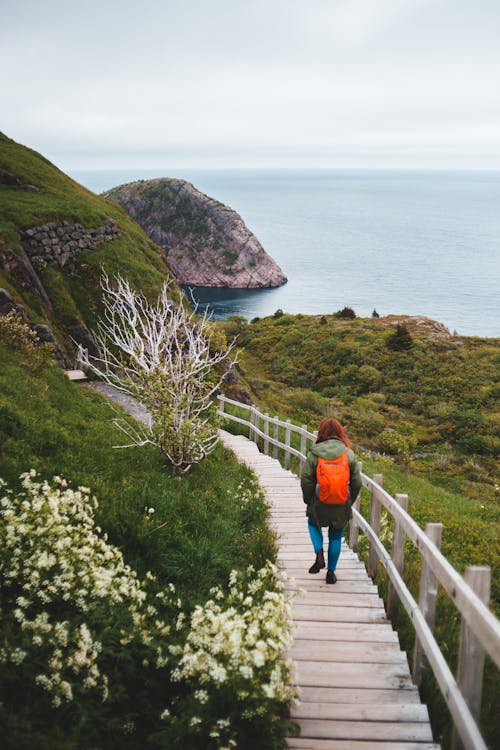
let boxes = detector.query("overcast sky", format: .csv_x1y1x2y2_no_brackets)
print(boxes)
1,0,499,170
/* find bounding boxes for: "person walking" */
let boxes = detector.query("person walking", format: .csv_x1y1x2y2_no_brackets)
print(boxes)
300,418,362,583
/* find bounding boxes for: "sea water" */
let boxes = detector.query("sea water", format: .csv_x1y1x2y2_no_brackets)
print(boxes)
70,168,500,337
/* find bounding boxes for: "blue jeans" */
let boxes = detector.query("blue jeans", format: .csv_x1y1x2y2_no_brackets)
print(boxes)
308,518,343,571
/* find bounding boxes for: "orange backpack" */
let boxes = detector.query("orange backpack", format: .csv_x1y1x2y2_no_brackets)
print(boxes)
316,453,350,505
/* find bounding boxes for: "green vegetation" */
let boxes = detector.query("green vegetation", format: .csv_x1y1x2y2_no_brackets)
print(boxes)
226,313,499,484
0,324,294,749
0,132,173,351
219,311,500,749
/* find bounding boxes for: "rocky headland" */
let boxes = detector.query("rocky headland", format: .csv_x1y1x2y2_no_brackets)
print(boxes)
103,178,287,288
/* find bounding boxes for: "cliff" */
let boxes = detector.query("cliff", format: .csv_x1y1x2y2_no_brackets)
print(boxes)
103,178,287,288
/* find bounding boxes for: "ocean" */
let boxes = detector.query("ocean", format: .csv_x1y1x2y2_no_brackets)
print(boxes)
69,168,500,338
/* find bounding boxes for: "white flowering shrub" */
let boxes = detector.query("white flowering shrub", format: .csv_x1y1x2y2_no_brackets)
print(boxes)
0,472,177,746
0,473,297,749
162,562,297,748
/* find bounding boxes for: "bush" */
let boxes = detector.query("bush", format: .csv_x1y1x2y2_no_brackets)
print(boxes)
378,430,415,464
387,323,413,351
334,306,356,319
273,309,284,319
0,473,296,750
0,472,177,747
0,311,54,368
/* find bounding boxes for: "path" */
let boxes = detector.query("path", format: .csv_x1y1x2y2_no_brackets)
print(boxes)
220,431,439,750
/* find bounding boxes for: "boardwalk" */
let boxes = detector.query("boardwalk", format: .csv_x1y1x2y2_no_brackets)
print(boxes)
220,430,439,750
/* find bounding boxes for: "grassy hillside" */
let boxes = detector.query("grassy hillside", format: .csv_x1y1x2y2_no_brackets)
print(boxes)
0,321,291,749
225,312,499,499
0,133,176,354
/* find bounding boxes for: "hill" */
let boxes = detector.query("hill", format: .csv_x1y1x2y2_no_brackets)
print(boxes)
103,178,287,288
223,311,499,506
0,133,177,362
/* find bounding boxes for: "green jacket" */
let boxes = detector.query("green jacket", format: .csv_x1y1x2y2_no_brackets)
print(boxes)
300,439,362,529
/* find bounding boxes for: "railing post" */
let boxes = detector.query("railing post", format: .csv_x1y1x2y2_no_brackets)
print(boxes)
249,406,255,442
413,522,443,687
284,419,291,470
368,474,383,578
299,425,307,473
451,566,491,750
273,417,279,459
387,493,409,619
218,395,225,416
263,413,269,455
349,461,363,552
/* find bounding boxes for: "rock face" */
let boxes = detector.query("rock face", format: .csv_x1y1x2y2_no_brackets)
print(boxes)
103,179,287,288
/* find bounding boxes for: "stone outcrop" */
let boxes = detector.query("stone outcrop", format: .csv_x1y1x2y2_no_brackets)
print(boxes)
0,247,52,307
0,168,39,192
21,219,121,268
103,179,287,288
382,315,452,341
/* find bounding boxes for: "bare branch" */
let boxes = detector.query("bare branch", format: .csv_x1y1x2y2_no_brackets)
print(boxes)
78,273,236,471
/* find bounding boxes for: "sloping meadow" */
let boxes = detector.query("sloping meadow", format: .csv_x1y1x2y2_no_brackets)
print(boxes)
0,327,297,750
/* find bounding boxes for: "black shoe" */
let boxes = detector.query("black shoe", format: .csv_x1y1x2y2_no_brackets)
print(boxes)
326,570,337,584
309,550,325,574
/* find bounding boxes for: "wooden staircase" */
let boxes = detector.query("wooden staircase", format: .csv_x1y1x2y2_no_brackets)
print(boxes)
220,430,439,750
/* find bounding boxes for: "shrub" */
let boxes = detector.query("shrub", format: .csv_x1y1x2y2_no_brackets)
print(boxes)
164,563,296,747
334,306,356,319
379,430,414,464
387,323,413,351
78,274,235,472
223,315,248,338
273,309,284,318
0,473,297,749
0,471,177,746
0,311,54,367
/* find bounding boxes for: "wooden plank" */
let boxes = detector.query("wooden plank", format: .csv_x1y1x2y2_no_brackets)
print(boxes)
293,604,387,624
288,641,408,664
287,739,439,750
283,570,373,582
284,582,378,595
294,622,398,643
291,701,429,722
294,718,433,742
293,661,414,690
297,686,421,705
293,592,384,608
64,369,87,380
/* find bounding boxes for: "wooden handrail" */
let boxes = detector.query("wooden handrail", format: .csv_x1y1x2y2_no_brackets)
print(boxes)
218,394,499,750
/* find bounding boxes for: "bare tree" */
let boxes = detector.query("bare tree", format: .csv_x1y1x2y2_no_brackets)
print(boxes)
77,274,235,472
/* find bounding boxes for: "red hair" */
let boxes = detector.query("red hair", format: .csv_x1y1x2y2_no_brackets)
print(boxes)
316,418,351,448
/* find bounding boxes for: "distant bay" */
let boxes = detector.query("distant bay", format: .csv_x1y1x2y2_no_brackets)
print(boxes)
70,168,500,337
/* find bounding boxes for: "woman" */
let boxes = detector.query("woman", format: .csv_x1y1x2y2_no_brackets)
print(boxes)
300,418,362,584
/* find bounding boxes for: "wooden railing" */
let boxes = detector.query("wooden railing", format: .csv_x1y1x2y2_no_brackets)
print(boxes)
218,395,500,750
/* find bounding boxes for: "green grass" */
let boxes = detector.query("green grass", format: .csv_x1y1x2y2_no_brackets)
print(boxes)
0,132,176,355
0,327,290,750
0,340,276,609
